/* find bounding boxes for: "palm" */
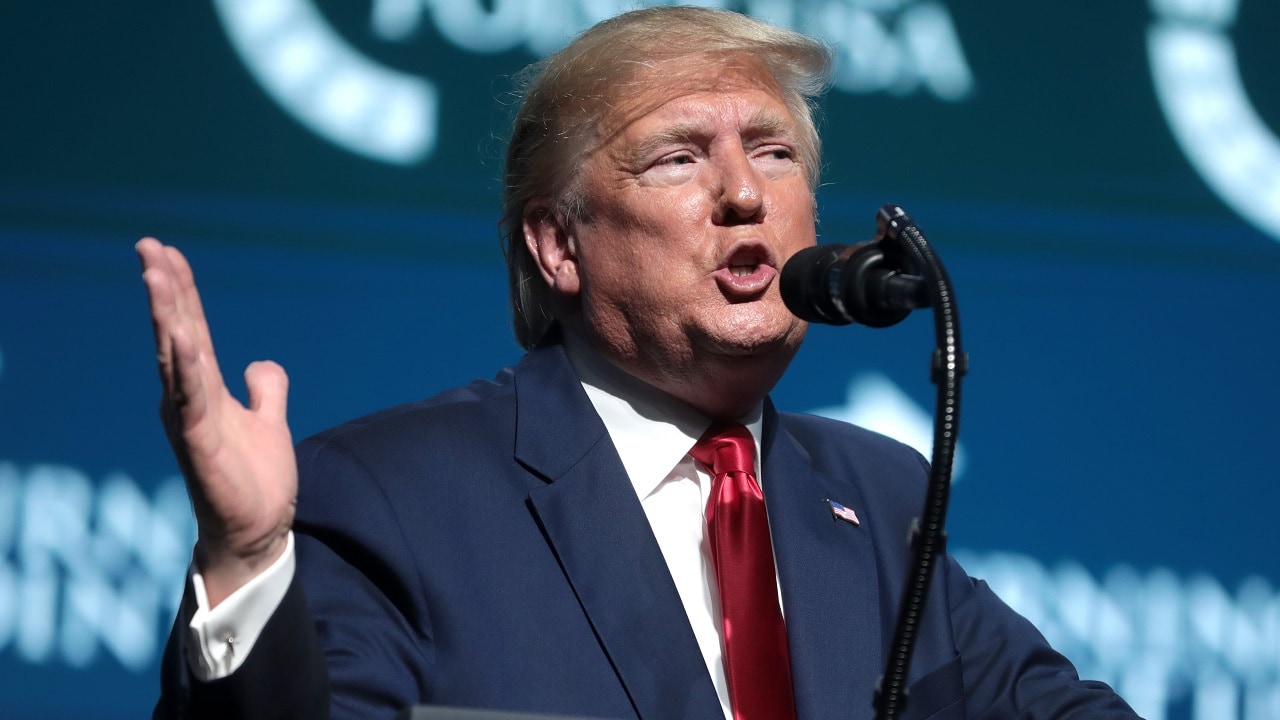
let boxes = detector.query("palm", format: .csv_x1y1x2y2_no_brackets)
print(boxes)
176,366,296,560
138,238,296,603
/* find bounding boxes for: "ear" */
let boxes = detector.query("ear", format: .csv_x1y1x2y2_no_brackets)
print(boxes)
523,198,580,296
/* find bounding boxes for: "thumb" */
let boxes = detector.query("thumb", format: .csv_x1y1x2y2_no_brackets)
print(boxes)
245,360,289,424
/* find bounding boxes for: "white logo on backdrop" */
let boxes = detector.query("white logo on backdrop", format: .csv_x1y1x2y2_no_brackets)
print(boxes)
810,372,967,480
1149,0,1280,243
212,0,974,165
955,551,1280,720
212,0,440,164
0,464,192,671
0,343,195,672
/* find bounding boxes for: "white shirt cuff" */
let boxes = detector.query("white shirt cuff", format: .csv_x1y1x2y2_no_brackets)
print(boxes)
185,532,296,681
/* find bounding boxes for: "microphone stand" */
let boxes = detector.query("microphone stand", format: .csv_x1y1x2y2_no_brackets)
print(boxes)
865,205,968,720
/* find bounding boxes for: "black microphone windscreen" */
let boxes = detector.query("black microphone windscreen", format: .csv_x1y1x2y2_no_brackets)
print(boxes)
780,244,852,325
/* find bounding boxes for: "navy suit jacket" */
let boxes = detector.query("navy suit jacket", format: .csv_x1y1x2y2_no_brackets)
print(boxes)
156,344,1137,720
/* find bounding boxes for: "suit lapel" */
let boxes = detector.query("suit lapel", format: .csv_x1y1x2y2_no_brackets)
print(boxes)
761,406,884,720
514,347,723,720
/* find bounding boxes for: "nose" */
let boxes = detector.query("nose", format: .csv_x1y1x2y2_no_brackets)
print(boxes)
711,147,765,226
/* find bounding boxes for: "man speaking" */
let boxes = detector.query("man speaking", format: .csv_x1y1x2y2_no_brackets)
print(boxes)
140,6,1138,720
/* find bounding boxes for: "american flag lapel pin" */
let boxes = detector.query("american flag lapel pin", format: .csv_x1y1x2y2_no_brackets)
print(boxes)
825,498,861,526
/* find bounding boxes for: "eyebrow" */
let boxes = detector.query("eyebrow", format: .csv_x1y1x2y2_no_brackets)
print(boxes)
739,109,797,143
626,108,798,163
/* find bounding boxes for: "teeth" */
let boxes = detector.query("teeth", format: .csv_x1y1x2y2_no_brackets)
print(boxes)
730,266,754,277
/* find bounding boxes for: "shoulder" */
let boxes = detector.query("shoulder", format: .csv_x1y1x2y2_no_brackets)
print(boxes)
300,364,519,458
297,343,579,460
290,359,535,532
770,408,933,520
291,344,578,495
774,409,930,475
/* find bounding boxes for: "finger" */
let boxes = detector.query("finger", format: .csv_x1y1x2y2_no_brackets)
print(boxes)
245,360,290,425
169,323,211,427
137,238,180,395
161,244,227,391
162,246,211,349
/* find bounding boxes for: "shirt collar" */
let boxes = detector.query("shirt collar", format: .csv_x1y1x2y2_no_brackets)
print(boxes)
564,336,765,499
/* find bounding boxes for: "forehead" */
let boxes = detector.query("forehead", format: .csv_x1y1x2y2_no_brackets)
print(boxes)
594,55,796,148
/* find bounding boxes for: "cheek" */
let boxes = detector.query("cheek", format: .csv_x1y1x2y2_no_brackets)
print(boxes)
772,189,816,240
674,190,708,219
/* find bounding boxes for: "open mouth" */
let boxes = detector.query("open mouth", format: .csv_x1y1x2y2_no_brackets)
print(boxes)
716,242,776,296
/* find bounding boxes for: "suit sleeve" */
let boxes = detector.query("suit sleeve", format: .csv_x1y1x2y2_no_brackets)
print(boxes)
942,554,1140,719
869,428,1139,717
152,431,433,720
289,436,436,720
154,572,330,720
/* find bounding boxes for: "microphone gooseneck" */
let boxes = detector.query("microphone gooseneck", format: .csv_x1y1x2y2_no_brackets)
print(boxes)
783,205,967,720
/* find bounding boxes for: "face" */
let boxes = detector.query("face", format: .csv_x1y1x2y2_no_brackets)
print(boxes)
527,60,817,414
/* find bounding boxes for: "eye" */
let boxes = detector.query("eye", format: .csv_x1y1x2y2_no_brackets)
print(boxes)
756,145,793,161
752,144,798,177
638,150,701,187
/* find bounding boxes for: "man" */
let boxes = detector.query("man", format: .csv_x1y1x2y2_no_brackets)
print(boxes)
141,7,1138,720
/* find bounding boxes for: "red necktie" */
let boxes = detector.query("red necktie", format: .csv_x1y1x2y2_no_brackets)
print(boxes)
691,424,797,720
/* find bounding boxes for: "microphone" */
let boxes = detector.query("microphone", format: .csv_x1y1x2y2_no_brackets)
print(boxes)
780,211,932,327
778,204,963,720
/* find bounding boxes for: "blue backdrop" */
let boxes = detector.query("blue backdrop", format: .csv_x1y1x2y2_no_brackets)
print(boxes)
2,2,1278,718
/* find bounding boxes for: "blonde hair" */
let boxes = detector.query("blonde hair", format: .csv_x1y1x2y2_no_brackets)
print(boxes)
501,6,833,348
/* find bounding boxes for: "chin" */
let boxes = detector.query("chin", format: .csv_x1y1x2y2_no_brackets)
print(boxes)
687,302,802,359
707,322,805,360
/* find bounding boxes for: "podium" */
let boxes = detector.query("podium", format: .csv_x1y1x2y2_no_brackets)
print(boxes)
396,707,607,720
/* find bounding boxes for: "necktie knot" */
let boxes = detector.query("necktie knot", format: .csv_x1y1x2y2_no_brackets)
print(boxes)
691,423,755,477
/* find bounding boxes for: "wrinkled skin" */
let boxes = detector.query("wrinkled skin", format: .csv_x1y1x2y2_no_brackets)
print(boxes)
524,59,817,419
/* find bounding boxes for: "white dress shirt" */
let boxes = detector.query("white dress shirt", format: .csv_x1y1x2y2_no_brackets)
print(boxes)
186,531,295,680
566,335,765,720
189,341,772,720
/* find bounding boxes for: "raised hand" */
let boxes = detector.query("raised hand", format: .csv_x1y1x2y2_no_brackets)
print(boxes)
137,238,297,607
